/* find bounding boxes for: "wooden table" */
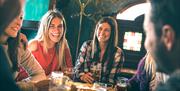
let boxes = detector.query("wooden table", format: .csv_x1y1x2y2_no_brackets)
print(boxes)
34,78,115,91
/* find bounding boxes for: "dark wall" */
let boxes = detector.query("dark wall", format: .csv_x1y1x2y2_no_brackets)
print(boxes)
56,0,147,67
117,15,146,70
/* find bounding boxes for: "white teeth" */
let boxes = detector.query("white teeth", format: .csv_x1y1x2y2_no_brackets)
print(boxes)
53,34,59,35
13,27,18,31
51,33,59,36
99,36,104,38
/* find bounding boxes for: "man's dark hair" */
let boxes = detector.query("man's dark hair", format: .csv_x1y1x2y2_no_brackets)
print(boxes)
150,0,180,38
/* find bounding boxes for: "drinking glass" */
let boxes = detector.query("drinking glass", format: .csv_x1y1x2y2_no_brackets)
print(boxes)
90,63,101,82
93,82,107,91
49,71,64,91
63,67,74,79
116,77,128,91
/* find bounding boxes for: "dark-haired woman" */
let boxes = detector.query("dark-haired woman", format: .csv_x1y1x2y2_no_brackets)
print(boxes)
74,17,124,84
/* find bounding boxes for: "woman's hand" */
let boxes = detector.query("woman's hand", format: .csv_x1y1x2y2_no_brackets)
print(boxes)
80,72,94,84
20,33,28,43
20,33,28,49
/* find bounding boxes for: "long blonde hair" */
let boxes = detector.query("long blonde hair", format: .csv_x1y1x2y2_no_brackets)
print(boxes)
144,52,156,76
35,9,69,68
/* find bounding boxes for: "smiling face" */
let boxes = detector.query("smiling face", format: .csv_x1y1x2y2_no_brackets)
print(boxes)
3,0,24,38
48,17,64,43
96,22,111,44
4,11,23,38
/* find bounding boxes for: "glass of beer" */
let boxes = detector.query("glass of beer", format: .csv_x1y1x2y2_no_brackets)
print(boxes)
63,67,74,79
49,71,64,91
116,77,128,91
90,63,101,82
93,82,107,91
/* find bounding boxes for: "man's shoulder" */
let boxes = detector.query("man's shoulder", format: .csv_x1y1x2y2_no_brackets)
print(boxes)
156,70,180,91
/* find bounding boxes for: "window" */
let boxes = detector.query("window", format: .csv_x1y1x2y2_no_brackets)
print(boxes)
24,0,50,21
116,3,149,21
123,32,142,51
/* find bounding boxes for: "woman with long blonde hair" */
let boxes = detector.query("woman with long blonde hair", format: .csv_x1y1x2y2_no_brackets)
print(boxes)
17,9,72,79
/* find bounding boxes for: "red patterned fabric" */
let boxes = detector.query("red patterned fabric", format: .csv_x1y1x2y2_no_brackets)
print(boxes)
16,42,72,81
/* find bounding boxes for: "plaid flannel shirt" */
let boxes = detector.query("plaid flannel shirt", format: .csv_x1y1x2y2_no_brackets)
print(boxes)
74,40,124,84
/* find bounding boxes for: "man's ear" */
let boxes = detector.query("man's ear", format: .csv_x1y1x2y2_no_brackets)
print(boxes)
161,25,175,51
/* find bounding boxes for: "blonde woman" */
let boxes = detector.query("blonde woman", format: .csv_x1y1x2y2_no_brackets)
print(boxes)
128,52,169,91
17,9,73,80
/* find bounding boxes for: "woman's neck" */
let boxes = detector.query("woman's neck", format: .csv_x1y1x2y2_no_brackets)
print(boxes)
0,34,8,44
47,40,56,49
99,42,107,51
99,42,107,62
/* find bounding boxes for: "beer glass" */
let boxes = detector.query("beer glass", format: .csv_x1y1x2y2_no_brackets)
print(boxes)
63,67,74,79
49,71,64,91
90,63,101,82
116,77,128,91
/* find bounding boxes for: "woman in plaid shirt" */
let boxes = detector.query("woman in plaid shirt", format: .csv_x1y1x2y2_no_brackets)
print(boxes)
74,16,124,84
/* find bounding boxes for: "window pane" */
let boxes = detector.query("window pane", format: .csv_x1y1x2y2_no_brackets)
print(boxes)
24,0,49,21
